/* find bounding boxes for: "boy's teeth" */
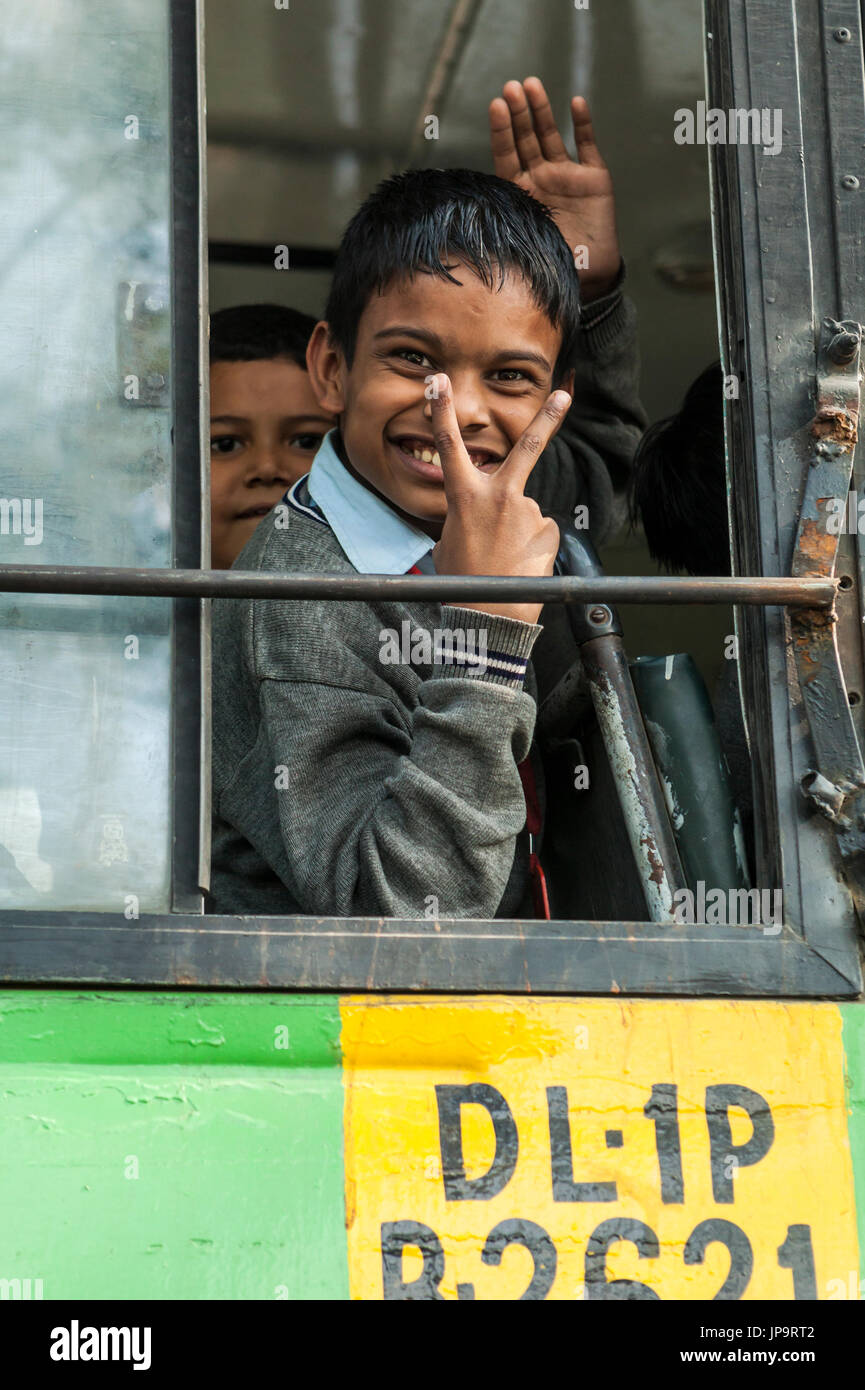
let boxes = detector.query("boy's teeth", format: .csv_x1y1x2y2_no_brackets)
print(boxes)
406,443,484,469
408,444,443,467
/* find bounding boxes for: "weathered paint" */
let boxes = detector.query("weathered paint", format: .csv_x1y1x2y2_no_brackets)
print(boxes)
342,998,858,1300
586,663,680,920
1,990,865,1301
0,993,348,1300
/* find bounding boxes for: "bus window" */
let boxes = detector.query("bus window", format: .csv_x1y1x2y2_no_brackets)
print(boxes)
0,0,202,914
206,0,734,922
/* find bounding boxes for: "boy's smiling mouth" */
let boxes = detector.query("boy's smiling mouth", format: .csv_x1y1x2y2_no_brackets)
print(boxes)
235,502,278,519
390,434,503,476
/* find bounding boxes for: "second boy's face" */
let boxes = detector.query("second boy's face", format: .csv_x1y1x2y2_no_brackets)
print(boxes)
210,357,336,568
311,265,568,536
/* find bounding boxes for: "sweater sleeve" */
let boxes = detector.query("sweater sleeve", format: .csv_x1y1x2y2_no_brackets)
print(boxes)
527,264,648,545
226,604,542,919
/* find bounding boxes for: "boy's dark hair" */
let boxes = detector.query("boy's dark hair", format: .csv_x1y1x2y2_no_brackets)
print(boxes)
325,168,581,386
629,363,731,576
209,303,318,369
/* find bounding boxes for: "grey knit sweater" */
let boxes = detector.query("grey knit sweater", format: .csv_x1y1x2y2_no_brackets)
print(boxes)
210,284,645,919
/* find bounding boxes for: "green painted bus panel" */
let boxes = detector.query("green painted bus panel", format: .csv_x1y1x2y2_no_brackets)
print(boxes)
842,1004,865,1297
0,993,348,1300
0,992,341,1067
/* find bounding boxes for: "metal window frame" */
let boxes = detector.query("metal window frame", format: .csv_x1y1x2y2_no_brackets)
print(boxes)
0,0,861,999
170,0,209,913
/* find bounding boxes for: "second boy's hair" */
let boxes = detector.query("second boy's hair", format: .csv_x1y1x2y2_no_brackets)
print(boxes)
629,363,730,577
325,168,582,386
209,303,318,368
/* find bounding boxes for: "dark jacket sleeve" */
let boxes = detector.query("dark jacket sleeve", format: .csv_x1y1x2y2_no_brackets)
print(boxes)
527,263,648,546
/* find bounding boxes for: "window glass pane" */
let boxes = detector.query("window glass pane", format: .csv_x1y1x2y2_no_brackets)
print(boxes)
0,0,173,910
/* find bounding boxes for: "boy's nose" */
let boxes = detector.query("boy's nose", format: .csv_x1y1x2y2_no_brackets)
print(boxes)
423,375,492,430
247,448,288,484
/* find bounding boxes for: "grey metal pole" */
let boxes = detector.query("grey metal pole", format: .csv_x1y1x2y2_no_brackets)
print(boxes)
556,529,689,922
579,635,687,920
0,566,836,606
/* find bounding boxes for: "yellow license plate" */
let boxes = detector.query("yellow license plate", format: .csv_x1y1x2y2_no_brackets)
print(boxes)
342,997,858,1300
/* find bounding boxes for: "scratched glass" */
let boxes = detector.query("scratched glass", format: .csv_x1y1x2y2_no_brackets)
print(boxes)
0,0,173,910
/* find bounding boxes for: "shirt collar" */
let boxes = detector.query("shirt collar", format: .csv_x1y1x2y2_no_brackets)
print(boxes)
307,430,433,574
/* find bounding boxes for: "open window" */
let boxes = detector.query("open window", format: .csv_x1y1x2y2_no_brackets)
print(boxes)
0,0,861,997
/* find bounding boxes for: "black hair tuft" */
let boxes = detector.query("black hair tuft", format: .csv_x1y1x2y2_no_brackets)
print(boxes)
324,168,581,386
209,303,318,369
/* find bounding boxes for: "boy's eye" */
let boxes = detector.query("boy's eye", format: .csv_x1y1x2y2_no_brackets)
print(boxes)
289,433,325,453
394,348,433,368
494,368,531,383
211,434,243,456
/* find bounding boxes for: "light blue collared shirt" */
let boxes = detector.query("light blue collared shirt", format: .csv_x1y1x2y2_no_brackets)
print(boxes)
307,430,432,574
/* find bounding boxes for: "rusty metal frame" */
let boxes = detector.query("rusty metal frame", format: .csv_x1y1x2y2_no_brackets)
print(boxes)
705,0,864,991
792,320,865,906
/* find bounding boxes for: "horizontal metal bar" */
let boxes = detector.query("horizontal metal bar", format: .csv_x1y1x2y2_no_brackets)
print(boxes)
0,566,837,606
208,241,337,269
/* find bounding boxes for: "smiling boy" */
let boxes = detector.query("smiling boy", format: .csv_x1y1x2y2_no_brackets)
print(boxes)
209,304,336,568
210,82,644,919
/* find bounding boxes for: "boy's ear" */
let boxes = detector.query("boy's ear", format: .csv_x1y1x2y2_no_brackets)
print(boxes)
306,321,347,414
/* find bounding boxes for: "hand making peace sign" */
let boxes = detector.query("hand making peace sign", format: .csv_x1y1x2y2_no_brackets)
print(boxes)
430,375,571,627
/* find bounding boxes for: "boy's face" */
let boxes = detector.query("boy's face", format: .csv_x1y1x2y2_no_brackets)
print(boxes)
210,357,336,567
307,264,570,537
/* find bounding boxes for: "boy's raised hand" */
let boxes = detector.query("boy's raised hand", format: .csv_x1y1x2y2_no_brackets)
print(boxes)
489,77,620,302
429,375,569,627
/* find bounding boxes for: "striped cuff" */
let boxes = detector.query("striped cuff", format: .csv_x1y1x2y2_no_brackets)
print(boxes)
433,605,542,690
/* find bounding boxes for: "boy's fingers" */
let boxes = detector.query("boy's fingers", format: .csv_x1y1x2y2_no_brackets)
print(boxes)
489,97,522,181
499,391,572,489
570,95,606,168
501,79,544,170
428,376,477,497
522,76,570,163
